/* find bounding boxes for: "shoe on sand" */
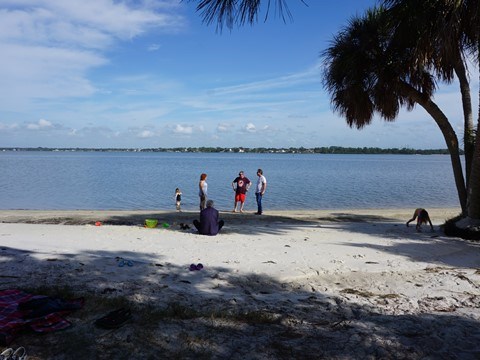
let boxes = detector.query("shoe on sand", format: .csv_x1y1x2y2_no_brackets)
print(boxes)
95,308,132,329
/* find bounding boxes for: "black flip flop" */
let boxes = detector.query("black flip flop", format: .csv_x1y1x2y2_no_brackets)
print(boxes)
95,308,131,329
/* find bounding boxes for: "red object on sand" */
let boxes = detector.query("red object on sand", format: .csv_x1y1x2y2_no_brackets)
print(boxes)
95,221,102,226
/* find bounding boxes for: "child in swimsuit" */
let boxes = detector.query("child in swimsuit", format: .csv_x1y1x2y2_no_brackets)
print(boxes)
175,188,182,211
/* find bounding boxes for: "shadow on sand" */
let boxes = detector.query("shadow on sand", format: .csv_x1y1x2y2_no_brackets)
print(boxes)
0,240,479,359
0,210,323,237
316,212,480,269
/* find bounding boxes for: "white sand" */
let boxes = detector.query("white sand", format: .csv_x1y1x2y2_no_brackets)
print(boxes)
1,208,479,358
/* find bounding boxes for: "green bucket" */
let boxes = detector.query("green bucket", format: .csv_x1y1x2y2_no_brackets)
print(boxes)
144,219,158,228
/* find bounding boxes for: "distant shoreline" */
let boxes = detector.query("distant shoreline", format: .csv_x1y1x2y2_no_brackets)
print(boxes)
0,146,459,155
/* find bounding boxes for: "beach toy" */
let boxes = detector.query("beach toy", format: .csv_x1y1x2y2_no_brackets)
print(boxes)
95,221,102,226
144,219,158,228
162,222,170,228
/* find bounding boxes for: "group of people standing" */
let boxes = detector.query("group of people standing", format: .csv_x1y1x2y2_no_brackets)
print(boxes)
190,169,267,236
231,169,267,215
197,168,266,215
181,170,434,236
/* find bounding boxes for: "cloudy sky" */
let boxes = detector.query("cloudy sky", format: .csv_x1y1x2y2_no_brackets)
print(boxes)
0,0,476,149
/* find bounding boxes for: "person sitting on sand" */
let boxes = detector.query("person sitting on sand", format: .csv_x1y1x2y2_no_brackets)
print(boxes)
193,200,224,236
406,208,434,232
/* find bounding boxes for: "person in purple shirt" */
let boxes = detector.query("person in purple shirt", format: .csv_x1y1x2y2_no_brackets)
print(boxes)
193,200,224,236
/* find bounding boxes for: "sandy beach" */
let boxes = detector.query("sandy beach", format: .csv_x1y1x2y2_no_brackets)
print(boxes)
1,208,479,359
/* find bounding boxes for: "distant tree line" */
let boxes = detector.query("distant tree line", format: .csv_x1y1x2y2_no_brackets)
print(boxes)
0,146,459,155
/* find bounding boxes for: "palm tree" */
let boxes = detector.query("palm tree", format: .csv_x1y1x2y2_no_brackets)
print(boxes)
383,0,479,222
187,0,480,224
322,7,468,212
448,0,480,223
463,0,480,221
384,0,474,182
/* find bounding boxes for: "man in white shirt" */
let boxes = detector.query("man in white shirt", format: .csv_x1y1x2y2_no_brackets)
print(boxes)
255,168,267,215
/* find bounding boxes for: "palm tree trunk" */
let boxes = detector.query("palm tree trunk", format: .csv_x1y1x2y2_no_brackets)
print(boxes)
466,72,480,220
454,59,474,188
467,126,480,219
399,82,467,213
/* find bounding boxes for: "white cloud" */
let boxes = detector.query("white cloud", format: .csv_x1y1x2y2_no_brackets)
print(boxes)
0,0,186,108
38,119,52,127
244,123,256,133
0,122,19,131
210,64,322,96
0,43,105,104
148,43,161,51
173,124,193,135
0,1,184,46
217,123,234,133
26,118,53,130
137,130,155,138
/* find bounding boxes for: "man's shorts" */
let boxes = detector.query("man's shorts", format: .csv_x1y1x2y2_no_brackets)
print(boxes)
235,193,246,203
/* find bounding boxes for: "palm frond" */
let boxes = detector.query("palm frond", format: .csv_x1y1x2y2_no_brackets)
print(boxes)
185,0,295,31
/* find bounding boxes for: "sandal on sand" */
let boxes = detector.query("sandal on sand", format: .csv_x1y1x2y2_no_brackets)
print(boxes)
95,308,132,329
189,263,204,271
0,348,13,360
13,347,27,360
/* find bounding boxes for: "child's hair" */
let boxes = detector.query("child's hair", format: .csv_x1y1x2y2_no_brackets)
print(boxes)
175,188,180,192
200,173,207,180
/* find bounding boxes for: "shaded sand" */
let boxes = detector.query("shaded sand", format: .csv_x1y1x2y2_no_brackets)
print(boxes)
1,208,479,359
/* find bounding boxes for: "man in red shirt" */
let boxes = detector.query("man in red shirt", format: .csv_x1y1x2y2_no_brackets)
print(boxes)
232,171,251,213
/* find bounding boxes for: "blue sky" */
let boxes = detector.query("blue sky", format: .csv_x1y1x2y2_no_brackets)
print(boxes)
0,0,477,149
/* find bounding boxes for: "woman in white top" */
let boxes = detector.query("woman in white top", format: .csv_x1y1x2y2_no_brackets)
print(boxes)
198,173,208,210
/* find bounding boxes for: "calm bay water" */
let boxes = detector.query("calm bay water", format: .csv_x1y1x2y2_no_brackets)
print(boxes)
0,151,461,211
